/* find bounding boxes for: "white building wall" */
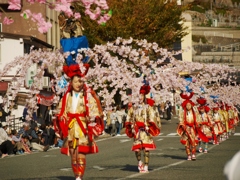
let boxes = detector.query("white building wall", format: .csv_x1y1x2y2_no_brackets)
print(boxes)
0,38,27,119
181,12,193,62
0,38,24,76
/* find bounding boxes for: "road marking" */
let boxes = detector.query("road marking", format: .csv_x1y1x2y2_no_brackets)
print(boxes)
120,139,131,143
60,168,71,171
42,155,57,157
114,145,216,180
93,166,105,171
167,133,178,136
150,153,164,156
157,139,163,141
234,133,240,136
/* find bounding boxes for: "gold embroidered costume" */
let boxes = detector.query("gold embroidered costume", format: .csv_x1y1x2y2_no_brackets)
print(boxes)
126,104,160,151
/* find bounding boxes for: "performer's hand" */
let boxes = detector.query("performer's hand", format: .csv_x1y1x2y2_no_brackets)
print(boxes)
145,126,149,131
59,116,63,121
180,125,186,131
85,116,90,122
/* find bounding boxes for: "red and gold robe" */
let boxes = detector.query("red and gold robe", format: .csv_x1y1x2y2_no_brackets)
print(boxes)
57,86,103,155
125,104,160,151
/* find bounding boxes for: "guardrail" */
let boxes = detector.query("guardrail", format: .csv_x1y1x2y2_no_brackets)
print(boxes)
6,115,24,132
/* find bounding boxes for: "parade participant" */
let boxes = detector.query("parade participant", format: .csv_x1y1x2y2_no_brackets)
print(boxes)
177,92,208,161
226,104,236,135
218,102,229,140
233,105,239,128
125,84,160,173
211,104,224,145
197,98,213,153
56,63,104,180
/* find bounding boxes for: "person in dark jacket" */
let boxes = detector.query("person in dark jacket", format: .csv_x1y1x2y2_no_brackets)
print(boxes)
165,100,172,121
0,104,11,123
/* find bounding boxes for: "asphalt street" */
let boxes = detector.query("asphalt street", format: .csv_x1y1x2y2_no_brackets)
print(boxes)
0,116,239,180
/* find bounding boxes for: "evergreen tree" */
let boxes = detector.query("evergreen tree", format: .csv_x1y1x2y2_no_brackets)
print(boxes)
77,0,189,48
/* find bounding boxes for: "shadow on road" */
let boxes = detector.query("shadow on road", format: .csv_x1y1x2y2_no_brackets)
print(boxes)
162,154,186,160
120,164,138,172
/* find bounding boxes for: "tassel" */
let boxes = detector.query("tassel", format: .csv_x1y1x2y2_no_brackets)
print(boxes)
73,138,77,149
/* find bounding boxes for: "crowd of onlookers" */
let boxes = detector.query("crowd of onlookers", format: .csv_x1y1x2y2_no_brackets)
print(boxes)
0,100,173,158
102,101,173,136
0,120,63,158
103,105,128,136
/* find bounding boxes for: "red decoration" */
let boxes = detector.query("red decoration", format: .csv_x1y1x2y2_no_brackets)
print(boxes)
63,63,90,78
139,85,151,95
197,98,207,105
180,92,194,100
198,105,210,113
146,98,155,106
180,92,195,108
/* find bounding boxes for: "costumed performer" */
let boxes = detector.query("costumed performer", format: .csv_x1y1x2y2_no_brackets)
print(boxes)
226,104,236,135
125,84,160,173
56,63,104,180
211,104,224,145
197,97,213,153
177,92,208,161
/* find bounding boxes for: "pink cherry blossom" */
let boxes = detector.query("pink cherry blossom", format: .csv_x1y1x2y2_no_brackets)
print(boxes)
1,37,240,114
8,0,21,10
1,0,110,33
3,16,14,25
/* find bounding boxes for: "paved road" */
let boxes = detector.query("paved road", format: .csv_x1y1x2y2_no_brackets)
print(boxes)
0,117,239,180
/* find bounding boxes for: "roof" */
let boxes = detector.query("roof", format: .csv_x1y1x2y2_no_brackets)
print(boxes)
0,32,54,49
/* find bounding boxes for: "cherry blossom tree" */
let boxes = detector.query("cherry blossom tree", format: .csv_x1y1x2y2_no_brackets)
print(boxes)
0,0,111,33
1,37,240,120
0,1,239,120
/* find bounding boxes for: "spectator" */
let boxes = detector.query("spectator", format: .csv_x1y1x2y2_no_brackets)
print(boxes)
102,109,107,135
41,123,55,146
54,133,63,148
105,109,112,134
0,122,14,158
22,104,38,125
110,107,117,136
11,129,24,155
22,105,28,122
44,106,52,126
165,100,172,121
159,102,165,119
26,125,49,152
115,106,127,136
0,103,12,123
17,123,31,138
21,135,32,154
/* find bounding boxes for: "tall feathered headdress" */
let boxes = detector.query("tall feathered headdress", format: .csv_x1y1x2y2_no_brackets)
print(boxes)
63,63,89,78
139,85,151,95
197,97,210,113
180,92,195,108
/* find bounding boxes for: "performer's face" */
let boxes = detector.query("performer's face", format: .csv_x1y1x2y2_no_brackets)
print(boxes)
139,94,145,103
186,103,192,110
199,108,205,113
72,76,84,92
